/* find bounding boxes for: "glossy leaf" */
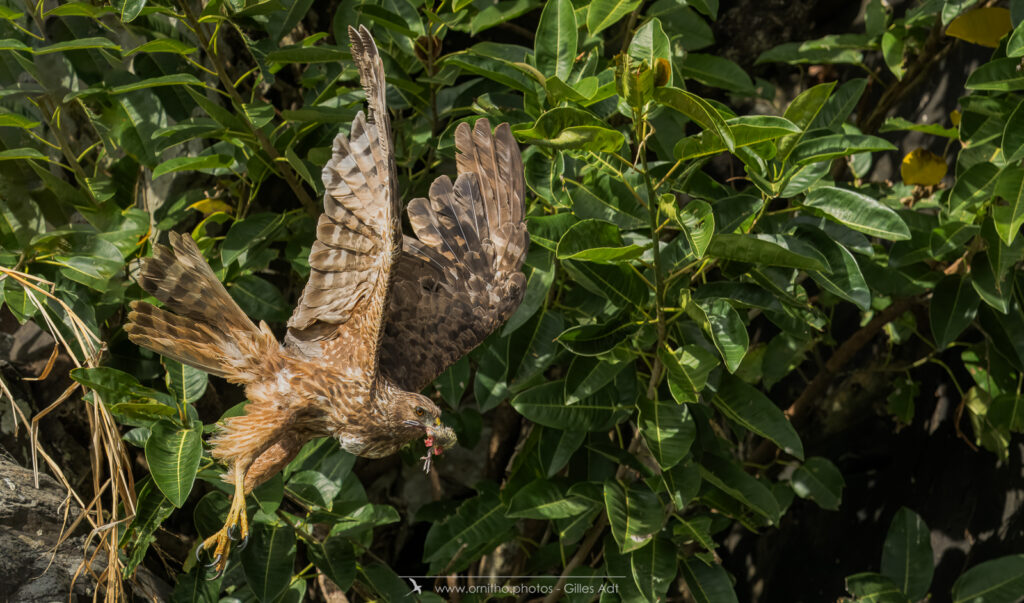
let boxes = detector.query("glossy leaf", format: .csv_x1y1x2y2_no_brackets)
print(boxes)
679,557,740,603
803,186,911,241
952,555,1024,603
535,0,576,80
556,219,646,263
631,534,676,601
604,480,664,553
707,233,828,272
240,523,297,602
699,455,781,524
881,508,934,600
654,87,734,151
587,0,641,35
659,344,719,404
713,375,804,460
144,419,202,507
691,298,748,373
790,134,897,165
791,457,845,510
930,275,980,349
162,357,208,405
511,380,631,431
506,478,593,519
638,397,696,469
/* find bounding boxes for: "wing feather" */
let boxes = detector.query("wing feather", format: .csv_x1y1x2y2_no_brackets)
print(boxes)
284,26,399,378
380,119,528,392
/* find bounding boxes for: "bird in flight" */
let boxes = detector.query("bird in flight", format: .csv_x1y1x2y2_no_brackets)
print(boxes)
406,578,423,597
124,25,527,573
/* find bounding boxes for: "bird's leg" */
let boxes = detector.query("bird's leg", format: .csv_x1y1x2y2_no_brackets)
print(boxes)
196,461,250,575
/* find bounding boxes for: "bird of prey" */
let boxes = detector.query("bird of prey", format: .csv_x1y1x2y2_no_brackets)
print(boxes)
123,25,527,572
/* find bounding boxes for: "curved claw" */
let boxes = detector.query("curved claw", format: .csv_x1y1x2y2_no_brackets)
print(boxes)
227,523,238,541
204,553,223,568
195,542,206,562
237,530,250,551
205,565,225,581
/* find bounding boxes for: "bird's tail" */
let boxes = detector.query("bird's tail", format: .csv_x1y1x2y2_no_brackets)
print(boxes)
124,232,276,384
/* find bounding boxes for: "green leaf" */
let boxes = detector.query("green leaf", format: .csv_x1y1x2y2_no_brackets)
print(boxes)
119,479,174,576
880,116,958,139
144,419,202,507
162,357,208,405
674,115,800,160
535,0,577,80
240,523,297,602
799,226,871,310
222,213,284,267
993,166,1024,245
790,134,897,165
556,320,639,356
654,87,735,151
707,233,828,272
111,0,145,22
308,534,354,590
679,557,739,603
790,457,845,510
556,219,645,263
265,45,347,63
803,186,910,241
966,57,1024,91
691,298,748,373
34,36,121,55
228,275,290,323
756,34,870,65
423,489,514,573
515,109,624,153
564,355,627,404
930,275,980,348
658,344,719,404
126,39,196,55
845,573,910,602
70,367,173,407
952,555,1024,603
587,0,641,35
777,81,837,161
628,17,671,66
604,480,665,553
506,478,593,519
152,153,232,179
678,53,754,93
699,455,781,523
671,199,714,258
949,162,1001,214
713,375,804,460
638,397,696,469
881,508,934,600
561,259,649,308
631,534,676,601
811,78,868,131
511,380,631,431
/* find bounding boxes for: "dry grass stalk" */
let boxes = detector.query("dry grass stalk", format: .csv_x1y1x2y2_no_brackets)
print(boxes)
0,266,136,602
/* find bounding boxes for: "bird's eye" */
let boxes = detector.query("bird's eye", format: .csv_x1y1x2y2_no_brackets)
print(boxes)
415,406,425,417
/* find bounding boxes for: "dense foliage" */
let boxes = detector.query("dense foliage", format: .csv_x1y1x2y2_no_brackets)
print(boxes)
4,0,1024,601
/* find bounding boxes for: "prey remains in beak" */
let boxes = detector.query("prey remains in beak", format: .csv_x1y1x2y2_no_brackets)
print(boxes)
404,417,458,473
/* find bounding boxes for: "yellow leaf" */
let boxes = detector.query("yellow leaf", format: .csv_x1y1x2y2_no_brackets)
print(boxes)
946,7,1012,48
950,109,962,128
188,199,234,215
901,148,947,186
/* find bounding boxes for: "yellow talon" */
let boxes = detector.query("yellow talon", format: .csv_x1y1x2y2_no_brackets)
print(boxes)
196,465,249,574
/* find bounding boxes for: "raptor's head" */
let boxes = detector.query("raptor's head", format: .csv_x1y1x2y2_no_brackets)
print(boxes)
389,388,457,470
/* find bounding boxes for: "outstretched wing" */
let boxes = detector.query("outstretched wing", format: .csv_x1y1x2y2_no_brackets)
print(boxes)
284,25,400,378
379,119,528,392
